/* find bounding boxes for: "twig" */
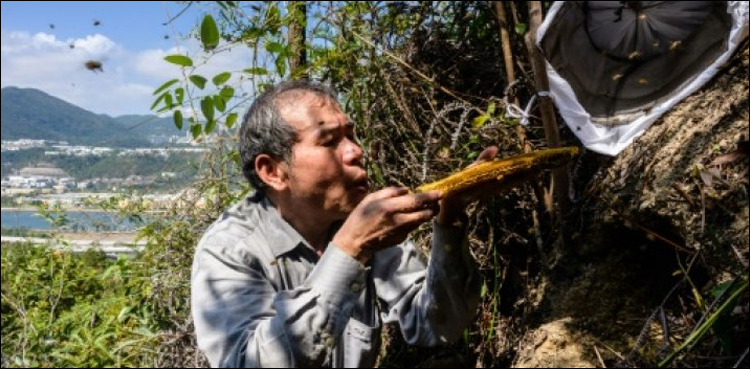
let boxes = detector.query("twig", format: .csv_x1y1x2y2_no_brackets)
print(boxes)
598,341,626,361
162,1,194,26
658,306,671,346
349,30,484,116
594,345,607,368
600,200,695,254
700,188,707,233
623,253,700,364
670,183,696,208
686,276,739,338
733,347,749,368
730,243,748,268
525,1,570,216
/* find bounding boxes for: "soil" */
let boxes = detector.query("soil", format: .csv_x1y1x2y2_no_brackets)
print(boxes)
513,43,749,367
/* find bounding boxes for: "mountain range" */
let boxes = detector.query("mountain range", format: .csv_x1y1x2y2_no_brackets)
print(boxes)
1,87,181,147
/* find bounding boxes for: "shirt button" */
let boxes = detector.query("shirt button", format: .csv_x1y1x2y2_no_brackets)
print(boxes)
350,282,363,292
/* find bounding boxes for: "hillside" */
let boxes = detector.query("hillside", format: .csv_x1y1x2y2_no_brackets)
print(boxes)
1,87,178,147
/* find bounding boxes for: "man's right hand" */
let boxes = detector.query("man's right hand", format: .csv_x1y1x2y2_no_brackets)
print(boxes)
332,187,442,264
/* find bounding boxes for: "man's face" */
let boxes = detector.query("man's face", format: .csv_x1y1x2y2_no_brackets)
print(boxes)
279,93,369,220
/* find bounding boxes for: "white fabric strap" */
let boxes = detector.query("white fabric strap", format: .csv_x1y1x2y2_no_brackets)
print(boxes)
505,91,551,126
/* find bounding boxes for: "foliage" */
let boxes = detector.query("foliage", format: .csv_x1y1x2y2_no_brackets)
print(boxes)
1,149,202,187
1,140,239,367
1,244,159,367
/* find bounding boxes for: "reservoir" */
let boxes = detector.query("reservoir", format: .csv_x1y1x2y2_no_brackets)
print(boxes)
1,209,144,232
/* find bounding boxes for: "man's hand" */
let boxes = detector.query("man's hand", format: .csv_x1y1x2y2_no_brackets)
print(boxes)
333,187,442,264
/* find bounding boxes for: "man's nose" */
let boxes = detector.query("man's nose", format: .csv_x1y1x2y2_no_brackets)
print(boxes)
343,139,364,166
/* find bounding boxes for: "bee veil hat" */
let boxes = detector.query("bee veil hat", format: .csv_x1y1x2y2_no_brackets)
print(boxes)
537,1,749,156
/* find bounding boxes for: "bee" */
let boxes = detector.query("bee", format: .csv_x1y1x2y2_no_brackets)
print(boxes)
49,24,55,29
93,19,101,26
85,60,103,73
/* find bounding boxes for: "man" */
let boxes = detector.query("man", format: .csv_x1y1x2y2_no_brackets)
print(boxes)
191,80,495,367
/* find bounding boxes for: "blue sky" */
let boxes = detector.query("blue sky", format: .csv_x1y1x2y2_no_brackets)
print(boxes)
1,1,254,116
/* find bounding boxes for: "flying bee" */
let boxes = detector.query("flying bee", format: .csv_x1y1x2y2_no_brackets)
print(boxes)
85,60,103,73
93,19,101,26
669,40,682,52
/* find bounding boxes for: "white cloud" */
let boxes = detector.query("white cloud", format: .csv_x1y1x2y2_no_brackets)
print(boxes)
2,30,258,117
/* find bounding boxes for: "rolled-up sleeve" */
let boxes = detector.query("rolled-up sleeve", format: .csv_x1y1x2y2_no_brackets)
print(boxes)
191,236,366,367
372,220,481,346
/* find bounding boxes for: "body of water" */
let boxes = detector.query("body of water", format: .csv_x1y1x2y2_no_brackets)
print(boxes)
1,209,144,232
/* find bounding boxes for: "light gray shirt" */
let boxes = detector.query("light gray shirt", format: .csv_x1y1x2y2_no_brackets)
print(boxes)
191,192,480,367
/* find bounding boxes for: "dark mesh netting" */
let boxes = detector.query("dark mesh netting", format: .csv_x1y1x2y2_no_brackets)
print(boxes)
540,1,732,124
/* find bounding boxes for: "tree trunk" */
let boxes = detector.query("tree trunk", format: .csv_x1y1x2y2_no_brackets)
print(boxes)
525,1,570,216
287,1,307,79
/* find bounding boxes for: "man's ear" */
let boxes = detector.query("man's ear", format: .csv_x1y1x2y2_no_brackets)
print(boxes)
255,154,289,191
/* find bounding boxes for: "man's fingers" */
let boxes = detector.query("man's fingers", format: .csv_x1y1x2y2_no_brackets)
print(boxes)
385,190,442,213
467,146,499,168
393,207,438,226
477,146,498,162
368,186,410,201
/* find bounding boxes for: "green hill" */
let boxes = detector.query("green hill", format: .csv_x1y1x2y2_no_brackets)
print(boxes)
1,87,181,147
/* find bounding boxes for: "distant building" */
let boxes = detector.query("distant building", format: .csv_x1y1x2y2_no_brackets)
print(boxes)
3,163,73,190
19,163,69,178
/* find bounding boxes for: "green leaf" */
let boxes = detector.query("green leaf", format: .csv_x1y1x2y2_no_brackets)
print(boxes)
117,306,133,323
200,15,220,50
275,55,286,77
164,93,174,110
711,280,734,298
267,4,281,25
200,96,215,121
472,115,489,129
243,67,268,75
175,87,185,105
487,102,496,116
150,92,167,111
515,23,527,36
190,123,202,139
212,72,231,86
205,119,217,134
226,112,238,129
153,79,179,96
219,86,234,100
189,75,207,89
214,95,226,112
164,54,193,67
266,41,284,54
173,110,183,130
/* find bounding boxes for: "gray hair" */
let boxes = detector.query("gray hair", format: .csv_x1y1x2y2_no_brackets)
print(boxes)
239,80,338,192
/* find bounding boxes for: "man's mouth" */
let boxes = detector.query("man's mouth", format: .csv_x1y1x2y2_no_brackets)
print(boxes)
352,177,370,192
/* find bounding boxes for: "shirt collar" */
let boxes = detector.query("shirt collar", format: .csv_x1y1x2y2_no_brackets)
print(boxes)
258,194,316,258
